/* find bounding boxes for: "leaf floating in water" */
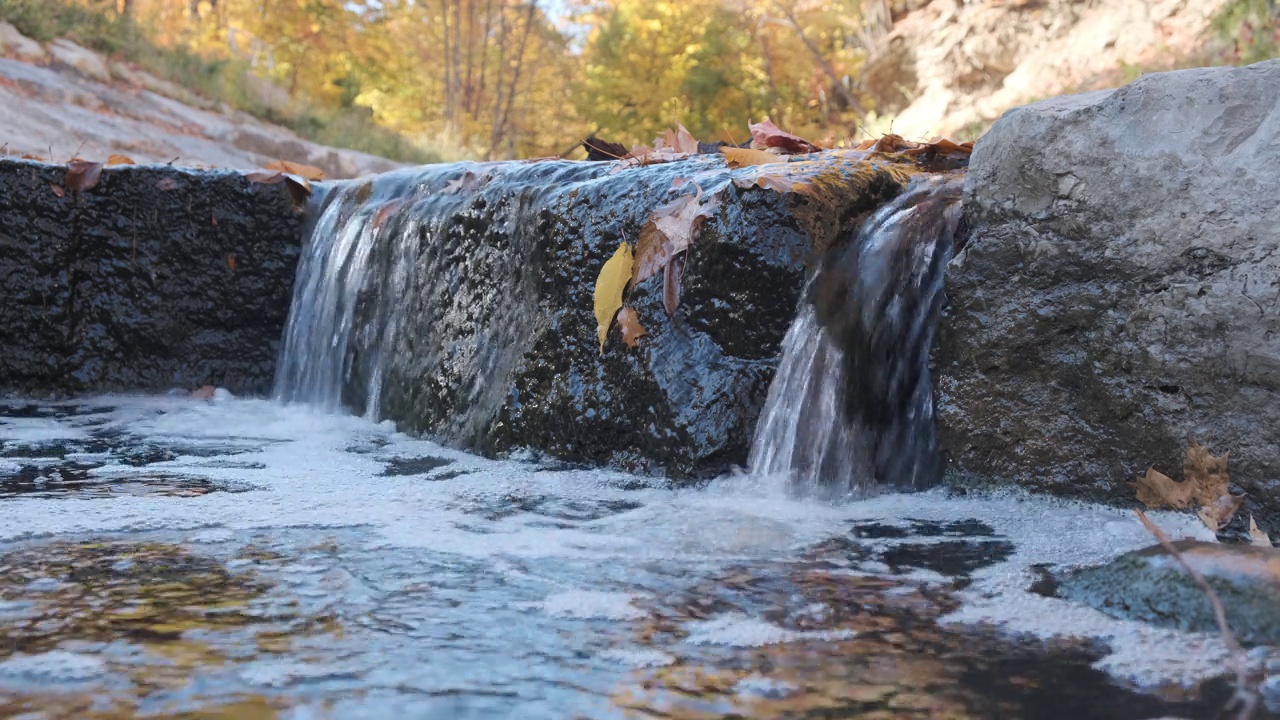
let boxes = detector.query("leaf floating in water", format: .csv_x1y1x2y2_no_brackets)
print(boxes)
265,159,324,181
722,147,784,168
64,160,103,193
106,154,135,165
1249,515,1273,547
617,307,647,348
594,241,633,353
749,117,818,154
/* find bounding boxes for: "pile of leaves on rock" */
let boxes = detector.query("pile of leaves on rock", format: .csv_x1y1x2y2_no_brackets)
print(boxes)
1134,440,1273,546
591,118,973,355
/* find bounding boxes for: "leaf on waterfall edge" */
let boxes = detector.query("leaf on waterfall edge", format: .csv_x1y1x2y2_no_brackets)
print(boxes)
1133,440,1243,533
594,241,634,354
722,146,786,168
749,117,819,155
372,199,405,229
354,181,373,203
583,135,628,162
655,123,699,155
731,172,811,196
106,154,135,165
632,189,720,293
64,160,103,193
617,307,647,348
442,170,491,194
265,159,324,181
1249,515,1273,547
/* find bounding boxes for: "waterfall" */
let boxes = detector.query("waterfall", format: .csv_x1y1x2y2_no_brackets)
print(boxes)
749,175,964,498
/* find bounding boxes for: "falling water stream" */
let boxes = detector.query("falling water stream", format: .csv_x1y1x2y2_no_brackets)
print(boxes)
0,165,1255,719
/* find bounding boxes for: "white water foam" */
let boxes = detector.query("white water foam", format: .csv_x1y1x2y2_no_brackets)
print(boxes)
0,396,1241,690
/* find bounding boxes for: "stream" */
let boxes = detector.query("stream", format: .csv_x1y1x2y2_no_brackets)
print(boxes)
0,395,1243,719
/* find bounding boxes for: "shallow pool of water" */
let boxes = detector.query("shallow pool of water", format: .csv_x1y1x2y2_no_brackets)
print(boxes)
0,396,1256,718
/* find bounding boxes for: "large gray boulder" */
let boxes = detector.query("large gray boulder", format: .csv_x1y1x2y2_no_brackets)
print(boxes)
938,60,1280,521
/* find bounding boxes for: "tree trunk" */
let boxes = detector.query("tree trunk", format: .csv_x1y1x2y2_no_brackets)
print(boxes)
486,2,509,159
495,1,537,157
772,1,863,117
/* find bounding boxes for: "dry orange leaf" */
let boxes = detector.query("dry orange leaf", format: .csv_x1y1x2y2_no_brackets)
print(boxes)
632,190,719,288
721,147,784,168
1249,515,1272,547
617,307,647,348
106,154,135,165
749,117,818,154
265,159,324,181
655,123,698,154
22,153,45,162
64,160,103,193
1132,466,1194,510
192,385,217,399
1185,440,1230,507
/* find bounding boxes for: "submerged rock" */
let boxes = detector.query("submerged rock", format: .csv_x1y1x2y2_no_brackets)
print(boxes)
1058,540,1280,646
938,59,1280,521
0,160,303,395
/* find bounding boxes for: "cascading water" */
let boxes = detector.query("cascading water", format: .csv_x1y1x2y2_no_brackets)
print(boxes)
749,175,964,498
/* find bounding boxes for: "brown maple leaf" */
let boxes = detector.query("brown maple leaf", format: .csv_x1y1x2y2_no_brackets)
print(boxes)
617,307,647,348
748,117,818,154
1131,466,1195,510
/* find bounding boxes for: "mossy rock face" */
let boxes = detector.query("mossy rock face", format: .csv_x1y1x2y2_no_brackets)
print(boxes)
306,153,916,480
0,160,303,395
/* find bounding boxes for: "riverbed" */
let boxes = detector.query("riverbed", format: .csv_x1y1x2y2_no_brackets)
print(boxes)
0,395,1246,718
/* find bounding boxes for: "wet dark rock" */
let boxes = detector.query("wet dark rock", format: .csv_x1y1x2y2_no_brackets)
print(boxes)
380,456,454,476
284,156,913,480
1058,540,1280,646
938,60,1280,522
0,159,304,395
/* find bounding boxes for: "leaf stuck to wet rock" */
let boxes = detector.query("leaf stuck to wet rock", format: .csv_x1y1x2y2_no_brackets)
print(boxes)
265,159,324,181
1133,440,1243,533
721,147,785,168
633,190,720,288
749,117,818,154
64,160,103,193
106,154,135,165
594,241,634,354
50,184,65,198
1249,516,1272,547
617,307,647,348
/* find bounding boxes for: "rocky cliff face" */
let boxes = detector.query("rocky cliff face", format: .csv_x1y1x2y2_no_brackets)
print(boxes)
938,59,1280,519
0,160,304,395
862,0,1231,140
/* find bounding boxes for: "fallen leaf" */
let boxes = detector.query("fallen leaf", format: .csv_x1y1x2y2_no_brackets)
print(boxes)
155,177,179,191
1197,493,1243,533
617,307,647,348
282,175,312,207
662,255,684,315
442,170,490,194
106,154,135,165
632,190,719,287
749,117,819,154
50,184,65,198
192,385,217,399
372,199,405,229
353,181,373,203
64,160,103,193
1132,466,1195,509
227,254,236,272
594,241,633,353
1185,441,1230,508
583,135,627,161
22,153,45,161
655,123,699,155
731,172,811,195
721,147,785,168
1249,515,1272,547
265,159,324,181
245,170,286,185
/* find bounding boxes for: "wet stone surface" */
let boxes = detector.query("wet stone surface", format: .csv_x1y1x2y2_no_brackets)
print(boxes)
0,397,1273,718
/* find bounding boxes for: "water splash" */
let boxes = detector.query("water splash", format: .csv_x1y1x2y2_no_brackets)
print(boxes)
750,175,964,498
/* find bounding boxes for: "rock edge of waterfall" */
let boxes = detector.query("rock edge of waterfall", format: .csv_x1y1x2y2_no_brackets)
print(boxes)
938,58,1280,523
0,160,303,394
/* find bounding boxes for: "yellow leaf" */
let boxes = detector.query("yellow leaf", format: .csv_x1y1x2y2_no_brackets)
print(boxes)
106,154,135,165
1184,440,1230,508
265,159,325,181
721,147,784,168
594,241,633,354
1249,515,1273,547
